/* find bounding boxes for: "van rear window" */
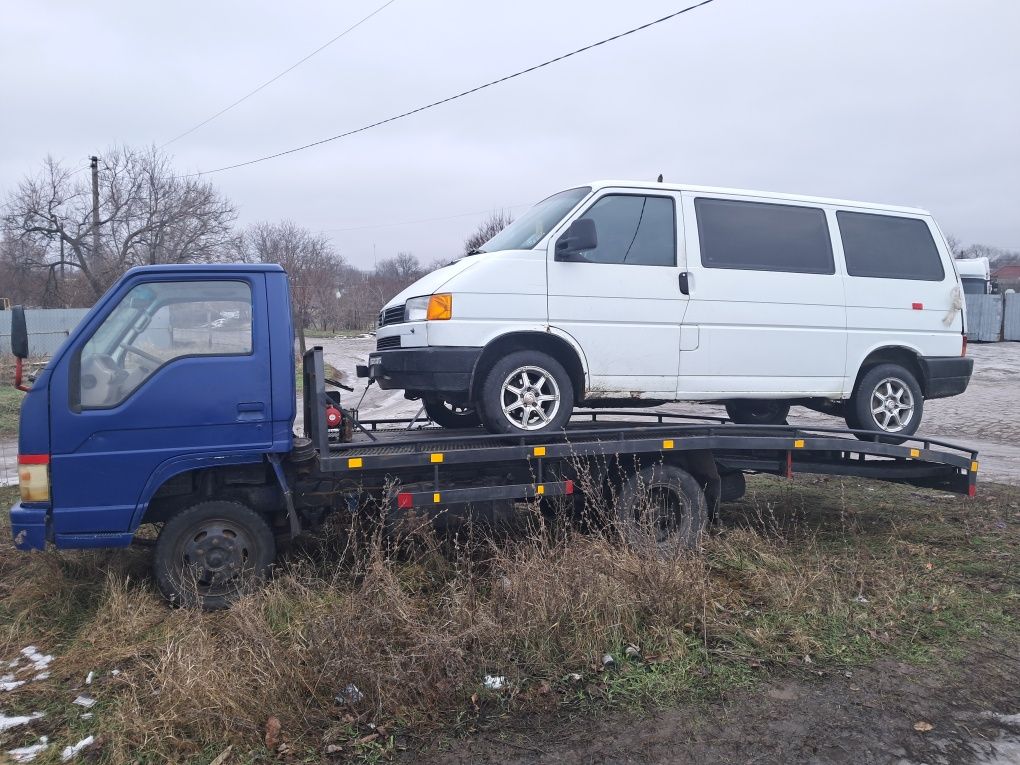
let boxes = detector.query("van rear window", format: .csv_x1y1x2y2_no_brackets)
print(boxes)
837,211,945,281
695,198,834,274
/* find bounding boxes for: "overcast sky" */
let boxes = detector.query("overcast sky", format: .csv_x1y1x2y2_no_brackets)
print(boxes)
2,0,1018,268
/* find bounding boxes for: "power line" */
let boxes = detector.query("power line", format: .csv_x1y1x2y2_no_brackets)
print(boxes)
192,0,719,176
159,0,399,149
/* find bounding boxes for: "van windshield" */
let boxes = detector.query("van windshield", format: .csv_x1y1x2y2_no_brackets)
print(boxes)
477,186,591,252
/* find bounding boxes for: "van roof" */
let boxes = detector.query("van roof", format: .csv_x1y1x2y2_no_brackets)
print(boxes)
586,180,931,216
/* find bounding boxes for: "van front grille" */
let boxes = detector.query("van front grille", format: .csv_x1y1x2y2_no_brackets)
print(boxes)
378,305,405,327
376,335,401,351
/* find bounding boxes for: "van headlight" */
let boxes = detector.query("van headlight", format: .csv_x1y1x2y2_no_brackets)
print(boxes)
405,294,453,322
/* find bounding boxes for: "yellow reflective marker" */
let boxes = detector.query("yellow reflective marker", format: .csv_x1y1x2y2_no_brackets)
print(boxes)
347,457,363,469
533,446,546,457
430,453,444,463
433,493,441,503
971,461,979,473
909,448,920,458
537,484,545,495
794,439,805,449
663,439,675,449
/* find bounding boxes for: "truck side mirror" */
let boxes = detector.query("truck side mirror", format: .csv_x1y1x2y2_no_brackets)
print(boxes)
10,305,28,359
555,218,598,261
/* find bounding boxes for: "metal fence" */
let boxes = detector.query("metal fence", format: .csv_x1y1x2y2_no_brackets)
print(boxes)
1005,293,1020,342
966,295,1005,342
0,308,89,358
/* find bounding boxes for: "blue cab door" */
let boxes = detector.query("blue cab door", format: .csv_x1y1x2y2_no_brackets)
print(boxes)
47,272,274,544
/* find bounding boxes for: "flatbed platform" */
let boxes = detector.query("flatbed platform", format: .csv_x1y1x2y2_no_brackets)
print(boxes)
301,350,979,512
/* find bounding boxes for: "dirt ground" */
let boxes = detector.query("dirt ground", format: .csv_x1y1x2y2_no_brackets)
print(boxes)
408,638,1020,765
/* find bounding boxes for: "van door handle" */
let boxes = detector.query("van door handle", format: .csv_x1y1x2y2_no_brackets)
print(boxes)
678,272,690,295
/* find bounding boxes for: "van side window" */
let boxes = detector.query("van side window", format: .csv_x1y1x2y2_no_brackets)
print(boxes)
78,280,253,409
837,211,945,281
574,195,676,266
695,198,834,274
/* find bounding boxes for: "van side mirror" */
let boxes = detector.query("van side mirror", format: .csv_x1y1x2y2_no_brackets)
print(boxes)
555,218,598,261
10,305,28,359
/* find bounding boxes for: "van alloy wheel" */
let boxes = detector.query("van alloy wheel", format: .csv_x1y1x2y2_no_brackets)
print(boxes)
870,377,915,432
500,365,561,431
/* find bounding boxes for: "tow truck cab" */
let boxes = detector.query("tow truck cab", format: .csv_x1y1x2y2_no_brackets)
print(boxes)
10,264,295,552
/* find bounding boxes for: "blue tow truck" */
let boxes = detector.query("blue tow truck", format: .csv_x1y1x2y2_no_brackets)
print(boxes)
8,264,980,608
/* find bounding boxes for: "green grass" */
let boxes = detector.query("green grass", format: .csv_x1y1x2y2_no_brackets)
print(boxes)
0,384,21,438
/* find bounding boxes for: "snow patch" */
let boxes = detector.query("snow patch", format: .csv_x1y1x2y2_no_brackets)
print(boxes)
0,711,43,732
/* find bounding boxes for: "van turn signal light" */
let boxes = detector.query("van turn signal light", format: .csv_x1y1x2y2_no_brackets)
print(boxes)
427,293,453,321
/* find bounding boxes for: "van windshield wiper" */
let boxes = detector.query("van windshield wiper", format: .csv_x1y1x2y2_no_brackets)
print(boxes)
465,248,484,256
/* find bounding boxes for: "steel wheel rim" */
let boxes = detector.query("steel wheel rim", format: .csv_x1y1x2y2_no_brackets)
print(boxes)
173,518,256,597
869,377,915,432
500,365,561,430
643,486,689,543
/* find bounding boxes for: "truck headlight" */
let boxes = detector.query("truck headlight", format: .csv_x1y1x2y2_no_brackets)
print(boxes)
405,294,453,322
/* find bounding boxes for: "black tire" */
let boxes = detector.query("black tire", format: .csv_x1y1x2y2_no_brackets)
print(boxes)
477,350,574,435
725,399,791,425
422,397,481,429
153,500,276,610
847,363,924,442
616,464,708,553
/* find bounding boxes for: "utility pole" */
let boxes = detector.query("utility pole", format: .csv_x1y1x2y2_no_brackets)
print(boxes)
90,155,100,266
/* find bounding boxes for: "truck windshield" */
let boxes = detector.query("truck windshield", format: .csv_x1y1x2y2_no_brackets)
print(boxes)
477,186,591,252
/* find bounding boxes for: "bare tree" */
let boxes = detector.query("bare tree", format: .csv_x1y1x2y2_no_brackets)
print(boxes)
463,210,514,254
241,221,346,354
2,146,237,300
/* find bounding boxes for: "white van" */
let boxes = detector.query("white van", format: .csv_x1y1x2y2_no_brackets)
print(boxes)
361,181,973,437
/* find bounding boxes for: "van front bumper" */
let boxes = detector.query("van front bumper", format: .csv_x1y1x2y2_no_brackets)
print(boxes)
357,347,482,396
9,502,48,550
922,356,974,399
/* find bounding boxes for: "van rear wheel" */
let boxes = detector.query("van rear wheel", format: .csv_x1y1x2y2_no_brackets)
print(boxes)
848,363,923,442
422,397,481,429
477,350,574,434
725,399,791,426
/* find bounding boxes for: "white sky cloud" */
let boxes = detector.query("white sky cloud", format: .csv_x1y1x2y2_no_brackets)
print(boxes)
1,0,1017,268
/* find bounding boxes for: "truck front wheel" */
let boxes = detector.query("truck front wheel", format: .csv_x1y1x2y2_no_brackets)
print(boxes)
153,500,275,609
477,350,574,434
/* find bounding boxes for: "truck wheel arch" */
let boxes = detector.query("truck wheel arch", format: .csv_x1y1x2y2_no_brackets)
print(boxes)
130,452,279,531
469,331,588,403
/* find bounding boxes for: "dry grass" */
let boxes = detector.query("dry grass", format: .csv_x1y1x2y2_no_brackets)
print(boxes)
0,476,1016,763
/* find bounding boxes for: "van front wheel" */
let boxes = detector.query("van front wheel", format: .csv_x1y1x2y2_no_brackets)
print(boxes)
848,363,924,441
478,350,574,434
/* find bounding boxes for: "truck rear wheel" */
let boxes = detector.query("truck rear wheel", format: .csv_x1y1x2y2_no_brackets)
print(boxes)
422,397,481,429
616,464,707,553
153,500,275,610
847,363,923,442
477,350,574,434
